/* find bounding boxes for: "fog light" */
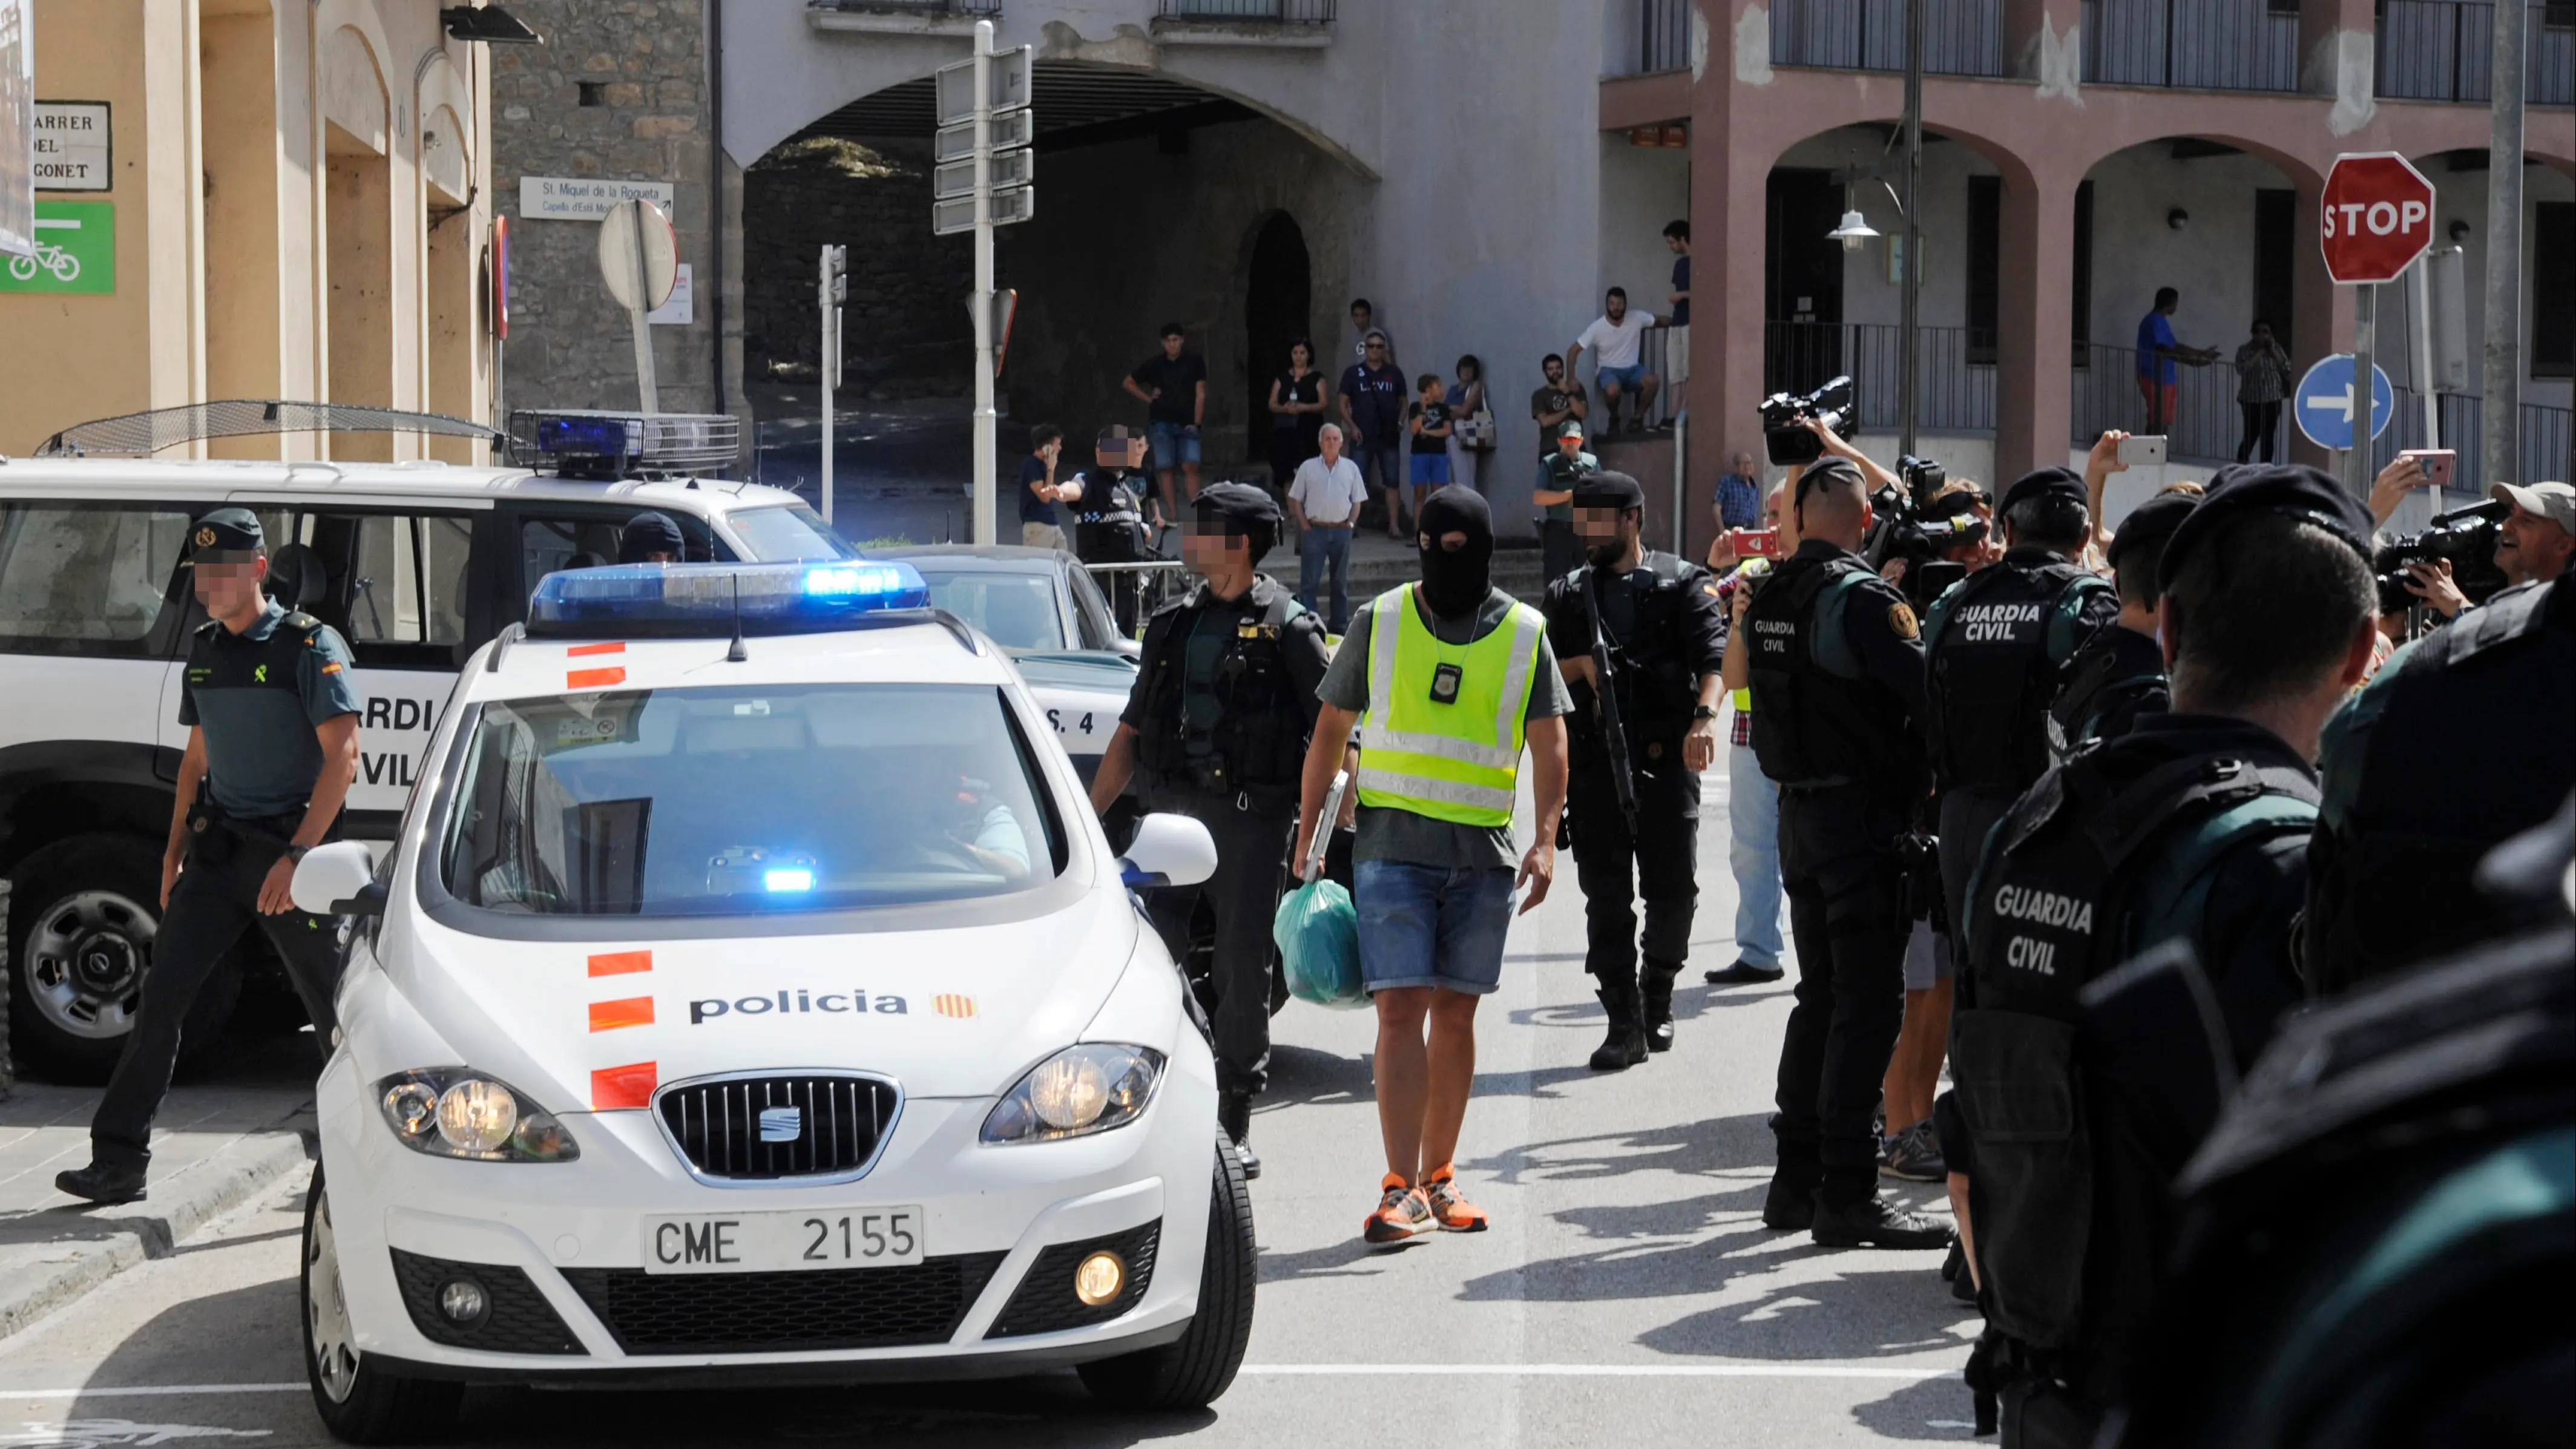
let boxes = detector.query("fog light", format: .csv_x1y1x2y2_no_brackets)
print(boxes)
439,1278,489,1324
1073,1250,1126,1307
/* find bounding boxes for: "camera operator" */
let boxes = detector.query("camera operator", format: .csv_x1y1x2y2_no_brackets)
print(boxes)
2049,491,2198,753
1950,465,2379,1444
2396,479,2576,619
1743,455,1950,1250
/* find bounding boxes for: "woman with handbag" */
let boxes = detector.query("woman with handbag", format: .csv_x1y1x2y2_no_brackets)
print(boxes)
1268,338,1328,490
1446,353,1496,496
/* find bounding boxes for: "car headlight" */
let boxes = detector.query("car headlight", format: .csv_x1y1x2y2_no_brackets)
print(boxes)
375,1068,580,1162
981,1044,1165,1145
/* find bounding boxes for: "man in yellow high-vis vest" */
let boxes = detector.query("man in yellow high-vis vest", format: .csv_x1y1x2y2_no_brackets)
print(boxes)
1293,488,1571,1246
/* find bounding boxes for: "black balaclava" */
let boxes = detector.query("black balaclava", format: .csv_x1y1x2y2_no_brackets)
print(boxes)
1416,486,1494,620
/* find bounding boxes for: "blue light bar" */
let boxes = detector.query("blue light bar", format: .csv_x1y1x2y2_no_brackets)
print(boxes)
764,868,815,893
524,561,933,640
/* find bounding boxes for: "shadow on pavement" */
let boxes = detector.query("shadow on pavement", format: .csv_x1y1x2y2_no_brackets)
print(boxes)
1258,1045,1373,1109
1257,1234,1429,1284
1468,1112,1781,1187
1849,1372,1986,1439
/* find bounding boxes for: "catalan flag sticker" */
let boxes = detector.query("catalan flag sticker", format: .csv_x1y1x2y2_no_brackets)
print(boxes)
933,994,978,1019
591,1060,658,1110
567,666,626,691
588,950,652,978
589,995,655,1033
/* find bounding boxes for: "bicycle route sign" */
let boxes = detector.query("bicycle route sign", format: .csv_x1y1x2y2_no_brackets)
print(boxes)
0,200,114,294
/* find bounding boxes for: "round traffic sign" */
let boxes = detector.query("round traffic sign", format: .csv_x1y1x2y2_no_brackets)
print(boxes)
2293,353,2396,452
2321,153,2436,284
597,197,678,312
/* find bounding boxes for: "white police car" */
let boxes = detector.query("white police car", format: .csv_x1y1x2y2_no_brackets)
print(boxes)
285,559,1252,1442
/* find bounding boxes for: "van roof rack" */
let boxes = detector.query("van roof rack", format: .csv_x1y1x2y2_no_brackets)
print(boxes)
33,401,509,458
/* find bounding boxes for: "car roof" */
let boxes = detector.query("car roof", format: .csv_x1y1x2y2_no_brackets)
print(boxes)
876,545,1070,571
472,620,1016,705
0,457,806,515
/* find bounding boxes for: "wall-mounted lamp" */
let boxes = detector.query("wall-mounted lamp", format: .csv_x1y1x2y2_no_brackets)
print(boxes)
2166,208,2190,231
2448,218,2473,242
441,6,544,44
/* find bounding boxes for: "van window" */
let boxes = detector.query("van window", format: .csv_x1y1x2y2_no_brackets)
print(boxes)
0,503,190,655
726,504,856,561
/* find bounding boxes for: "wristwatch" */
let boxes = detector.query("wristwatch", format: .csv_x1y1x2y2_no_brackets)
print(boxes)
1691,705,1720,721
283,843,310,864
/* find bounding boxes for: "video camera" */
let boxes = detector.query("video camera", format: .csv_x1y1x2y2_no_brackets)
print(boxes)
1760,376,1859,467
2374,499,2508,615
1864,454,1988,605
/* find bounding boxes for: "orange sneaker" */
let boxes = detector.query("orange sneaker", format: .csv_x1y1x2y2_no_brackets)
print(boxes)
1423,1164,1490,1232
1363,1174,1434,1244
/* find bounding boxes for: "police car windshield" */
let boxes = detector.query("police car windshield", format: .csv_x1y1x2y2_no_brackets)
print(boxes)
912,568,1066,654
439,683,1065,916
727,504,858,562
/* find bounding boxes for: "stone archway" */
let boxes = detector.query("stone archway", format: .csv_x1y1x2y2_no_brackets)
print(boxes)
1241,210,1312,482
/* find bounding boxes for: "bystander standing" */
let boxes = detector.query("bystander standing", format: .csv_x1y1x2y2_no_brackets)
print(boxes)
1664,220,1691,415
1407,373,1454,527
1715,450,1763,530
1267,339,1328,491
1289,423,1369,633
1339,330,1409,539
1447,355,1493,497
2233,320,2293,464
1124,323,1209,522
1018,424,1068,550
2135,287,2218,434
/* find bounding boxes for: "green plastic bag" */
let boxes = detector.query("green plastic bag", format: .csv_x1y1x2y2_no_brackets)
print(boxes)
1273,877,1365,1009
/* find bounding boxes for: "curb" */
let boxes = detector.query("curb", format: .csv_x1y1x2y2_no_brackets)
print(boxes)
0,1128,315,1341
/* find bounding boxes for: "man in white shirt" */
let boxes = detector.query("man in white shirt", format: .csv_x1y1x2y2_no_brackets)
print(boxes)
1568,287,1664,438
1288,422,1370,632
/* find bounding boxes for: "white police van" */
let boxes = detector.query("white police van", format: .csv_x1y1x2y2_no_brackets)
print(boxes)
0,407,858,1077
284,558,1250,1440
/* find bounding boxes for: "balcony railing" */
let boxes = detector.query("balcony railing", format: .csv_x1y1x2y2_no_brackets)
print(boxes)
1765,321,2000,435
2369,391,2576,497
1769,0,2009,77
1643,0,1692,73
2083,0,2301,91
1155,0,1337,22
1582,325,1682,433
2377,1,2576,105
807,0,1001,17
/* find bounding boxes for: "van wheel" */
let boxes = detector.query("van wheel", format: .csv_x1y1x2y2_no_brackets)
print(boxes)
7,835,238,1084
1078,1134,1257,1410
303,1163,462,1444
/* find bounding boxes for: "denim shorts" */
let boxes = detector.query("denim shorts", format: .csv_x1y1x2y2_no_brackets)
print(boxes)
1148,421,1201,468
1408,451,1452,487
1355,860,1516,996
1597,363,1647,392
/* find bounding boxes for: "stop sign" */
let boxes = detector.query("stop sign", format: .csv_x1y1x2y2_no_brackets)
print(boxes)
2322,152,2437,284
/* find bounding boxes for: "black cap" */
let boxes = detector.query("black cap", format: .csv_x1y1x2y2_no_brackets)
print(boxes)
2156,463,2375,593
186,507,264,560
1571,471,1646,512
1999,466,2087,515
618,511,686,563
2106,492,2198,570
1194,481,1281,531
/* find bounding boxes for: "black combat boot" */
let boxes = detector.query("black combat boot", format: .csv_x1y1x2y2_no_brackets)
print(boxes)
55,1162,148,1206
1641,958,1682,1053
1812,1192,1952,1249
1588,975,1649,1071
1218,1091,1260,1180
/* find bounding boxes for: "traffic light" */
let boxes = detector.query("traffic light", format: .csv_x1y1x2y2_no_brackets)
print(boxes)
823,244,848,305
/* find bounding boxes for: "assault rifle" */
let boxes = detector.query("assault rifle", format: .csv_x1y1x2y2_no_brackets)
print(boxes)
1580,567,1641,836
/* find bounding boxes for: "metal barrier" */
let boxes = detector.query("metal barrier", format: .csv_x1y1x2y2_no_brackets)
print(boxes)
2082,0,2301,91
1082,559,1192,636
2377,1,2575,105
1769,0,2008,74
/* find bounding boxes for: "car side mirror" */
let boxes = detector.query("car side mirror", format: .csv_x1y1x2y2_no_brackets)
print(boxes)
1111,637,1142,661
1118,813,1217,890
292,840,387,916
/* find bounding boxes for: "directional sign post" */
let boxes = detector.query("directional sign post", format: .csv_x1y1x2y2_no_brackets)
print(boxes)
934,25,1034,545
2293,354,2396,453
2322,153,2436,499
597,197,678,415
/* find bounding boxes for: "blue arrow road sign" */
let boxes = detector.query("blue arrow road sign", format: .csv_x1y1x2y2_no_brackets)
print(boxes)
2293,354,2396,451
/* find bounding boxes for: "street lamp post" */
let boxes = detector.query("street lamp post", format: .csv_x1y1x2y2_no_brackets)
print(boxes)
1899,0,1923,461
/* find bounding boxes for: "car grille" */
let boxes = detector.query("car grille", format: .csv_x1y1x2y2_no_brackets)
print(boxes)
560,1255,1007,1355
387,1249,586,1355
987,1220,1162,1338
654,1073,899,1181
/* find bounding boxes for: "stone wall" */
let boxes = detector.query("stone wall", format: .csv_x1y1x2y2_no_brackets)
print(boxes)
741,138,974,401
490,0,722,418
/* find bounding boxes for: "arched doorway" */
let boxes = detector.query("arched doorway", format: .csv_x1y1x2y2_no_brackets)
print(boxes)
1243,211,1311,482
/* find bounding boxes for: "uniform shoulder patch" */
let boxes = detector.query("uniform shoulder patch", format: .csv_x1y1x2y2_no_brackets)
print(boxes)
1887,601,1920,640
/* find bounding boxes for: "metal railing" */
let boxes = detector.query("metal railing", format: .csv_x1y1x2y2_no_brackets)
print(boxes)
1769,0,2009,75
2083,0,2301,91
1765,321,1999,434
1155,0,1337,21
1642,0,1693,72
1582,324,1682,434
2368,392,2576,494
2376,2,2576,105
806,0,1002,16
2070,343,2242,461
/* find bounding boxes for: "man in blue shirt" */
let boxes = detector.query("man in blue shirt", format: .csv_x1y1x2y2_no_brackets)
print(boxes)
1715,450,1763,529
1665,219,1692,416
2134,286,2216,434
1339,330,1409,539
59,509,363,1204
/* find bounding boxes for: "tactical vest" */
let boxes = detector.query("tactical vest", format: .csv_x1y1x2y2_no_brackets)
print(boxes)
2305,576,2576,995
1569,551,1709,743
1073,473,1150,562
1353,586,1546,827
1954,744,2320,1360
1132,578,1312,810
1924,557,2106,793
2047,628,2169,761
1745,551,1919,793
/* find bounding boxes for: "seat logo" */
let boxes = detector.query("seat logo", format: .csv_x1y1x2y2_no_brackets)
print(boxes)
758,1106,803,1143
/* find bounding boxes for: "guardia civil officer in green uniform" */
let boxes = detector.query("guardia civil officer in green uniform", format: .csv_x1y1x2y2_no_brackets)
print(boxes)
1948,465,2381,1445
1089,483,1331,1180
1542,472,1728,1070
1742,457,1950,1250
58,510,362,1205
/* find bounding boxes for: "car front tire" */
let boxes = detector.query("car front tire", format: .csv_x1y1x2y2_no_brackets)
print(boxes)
1077,1133,1257,1411
302,1163,462,1444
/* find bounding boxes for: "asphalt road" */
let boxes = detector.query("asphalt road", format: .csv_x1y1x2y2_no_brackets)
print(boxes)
0,759,1983,1447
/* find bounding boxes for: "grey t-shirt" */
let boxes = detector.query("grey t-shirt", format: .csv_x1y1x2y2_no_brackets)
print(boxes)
1317,585,1573,870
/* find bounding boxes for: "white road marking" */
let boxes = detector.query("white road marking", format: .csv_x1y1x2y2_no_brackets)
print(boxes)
0,1388,300,1401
